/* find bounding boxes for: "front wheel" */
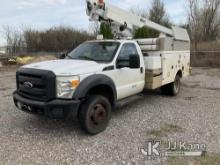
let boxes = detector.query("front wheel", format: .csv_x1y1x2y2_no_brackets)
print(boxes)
79,95,111,135
161,74,181,96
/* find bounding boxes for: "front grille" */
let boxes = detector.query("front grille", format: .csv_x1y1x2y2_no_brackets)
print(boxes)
16,68,56,101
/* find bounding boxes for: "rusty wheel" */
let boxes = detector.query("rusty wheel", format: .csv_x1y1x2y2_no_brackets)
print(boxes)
90,104,107,125
79,95,111,135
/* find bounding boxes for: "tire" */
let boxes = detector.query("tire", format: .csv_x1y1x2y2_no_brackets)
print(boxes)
79,95,111,135
161,74,181,96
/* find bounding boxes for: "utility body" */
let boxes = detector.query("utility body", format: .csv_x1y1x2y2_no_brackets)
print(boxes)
13,0,190,134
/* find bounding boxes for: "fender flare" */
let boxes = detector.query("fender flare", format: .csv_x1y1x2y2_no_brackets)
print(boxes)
73,74,117,105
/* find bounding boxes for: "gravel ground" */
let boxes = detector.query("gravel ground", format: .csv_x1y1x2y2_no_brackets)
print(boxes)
0,66,220,165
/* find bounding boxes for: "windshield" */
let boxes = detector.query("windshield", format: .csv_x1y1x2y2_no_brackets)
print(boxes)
66,42,120,62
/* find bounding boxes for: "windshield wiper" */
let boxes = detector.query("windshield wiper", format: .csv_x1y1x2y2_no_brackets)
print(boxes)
66,55,94,61
67,55,104,62
78,56,97,61
66,55,74,59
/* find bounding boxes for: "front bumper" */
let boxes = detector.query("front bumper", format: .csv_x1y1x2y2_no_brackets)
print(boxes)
13,92,81,119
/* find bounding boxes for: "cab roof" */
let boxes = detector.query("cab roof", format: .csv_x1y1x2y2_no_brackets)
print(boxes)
87,39,136,44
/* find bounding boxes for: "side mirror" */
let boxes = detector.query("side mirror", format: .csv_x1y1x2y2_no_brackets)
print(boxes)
59,53,67,59
129,54,140,68
117,58,130,69
116,54,140,69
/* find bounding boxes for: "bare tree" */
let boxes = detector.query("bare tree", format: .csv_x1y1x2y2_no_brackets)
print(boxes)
131,0,171,27
149,0,171,27
89,22,100,36
3,26,12,48
188,0,201,49
131,0,172,38
22,26,92,52
130,7,148,18
2,25,24,54
202,0,220,41
22,27,41,52
188,0,220,45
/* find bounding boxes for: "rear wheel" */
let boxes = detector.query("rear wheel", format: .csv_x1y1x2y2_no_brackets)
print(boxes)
79,95,111,135
161,74,181,96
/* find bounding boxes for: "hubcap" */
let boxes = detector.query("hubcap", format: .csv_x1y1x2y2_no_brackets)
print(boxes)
90,104,107,125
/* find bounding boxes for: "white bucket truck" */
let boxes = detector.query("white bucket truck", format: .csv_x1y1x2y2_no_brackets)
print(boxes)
13,0,190,134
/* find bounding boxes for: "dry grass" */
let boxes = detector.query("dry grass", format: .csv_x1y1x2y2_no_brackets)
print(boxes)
11,55,57,65
146,123,186,154
28,55,57,64
147,123,185,138
166,154,220,165
147,123,220,165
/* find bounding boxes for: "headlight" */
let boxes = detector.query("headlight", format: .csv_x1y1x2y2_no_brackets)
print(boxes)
56,76,80,99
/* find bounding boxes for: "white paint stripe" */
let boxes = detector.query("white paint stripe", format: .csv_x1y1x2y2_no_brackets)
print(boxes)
165,151,203,157
184,152,203,156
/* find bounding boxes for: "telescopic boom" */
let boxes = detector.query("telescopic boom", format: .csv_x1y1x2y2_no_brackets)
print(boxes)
86,0,190,41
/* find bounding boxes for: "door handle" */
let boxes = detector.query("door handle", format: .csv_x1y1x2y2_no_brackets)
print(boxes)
140,67,144,74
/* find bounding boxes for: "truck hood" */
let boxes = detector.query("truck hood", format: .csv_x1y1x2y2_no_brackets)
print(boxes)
22,60,107,76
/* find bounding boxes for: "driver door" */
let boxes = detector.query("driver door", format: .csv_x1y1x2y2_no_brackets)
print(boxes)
114,43,145,100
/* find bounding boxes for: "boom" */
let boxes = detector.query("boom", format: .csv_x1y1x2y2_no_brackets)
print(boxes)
86,0,189,41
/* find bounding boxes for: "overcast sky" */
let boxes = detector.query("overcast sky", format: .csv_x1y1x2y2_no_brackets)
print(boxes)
0,0,187,46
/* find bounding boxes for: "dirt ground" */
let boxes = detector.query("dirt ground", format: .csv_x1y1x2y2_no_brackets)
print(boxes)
0,66,220,165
